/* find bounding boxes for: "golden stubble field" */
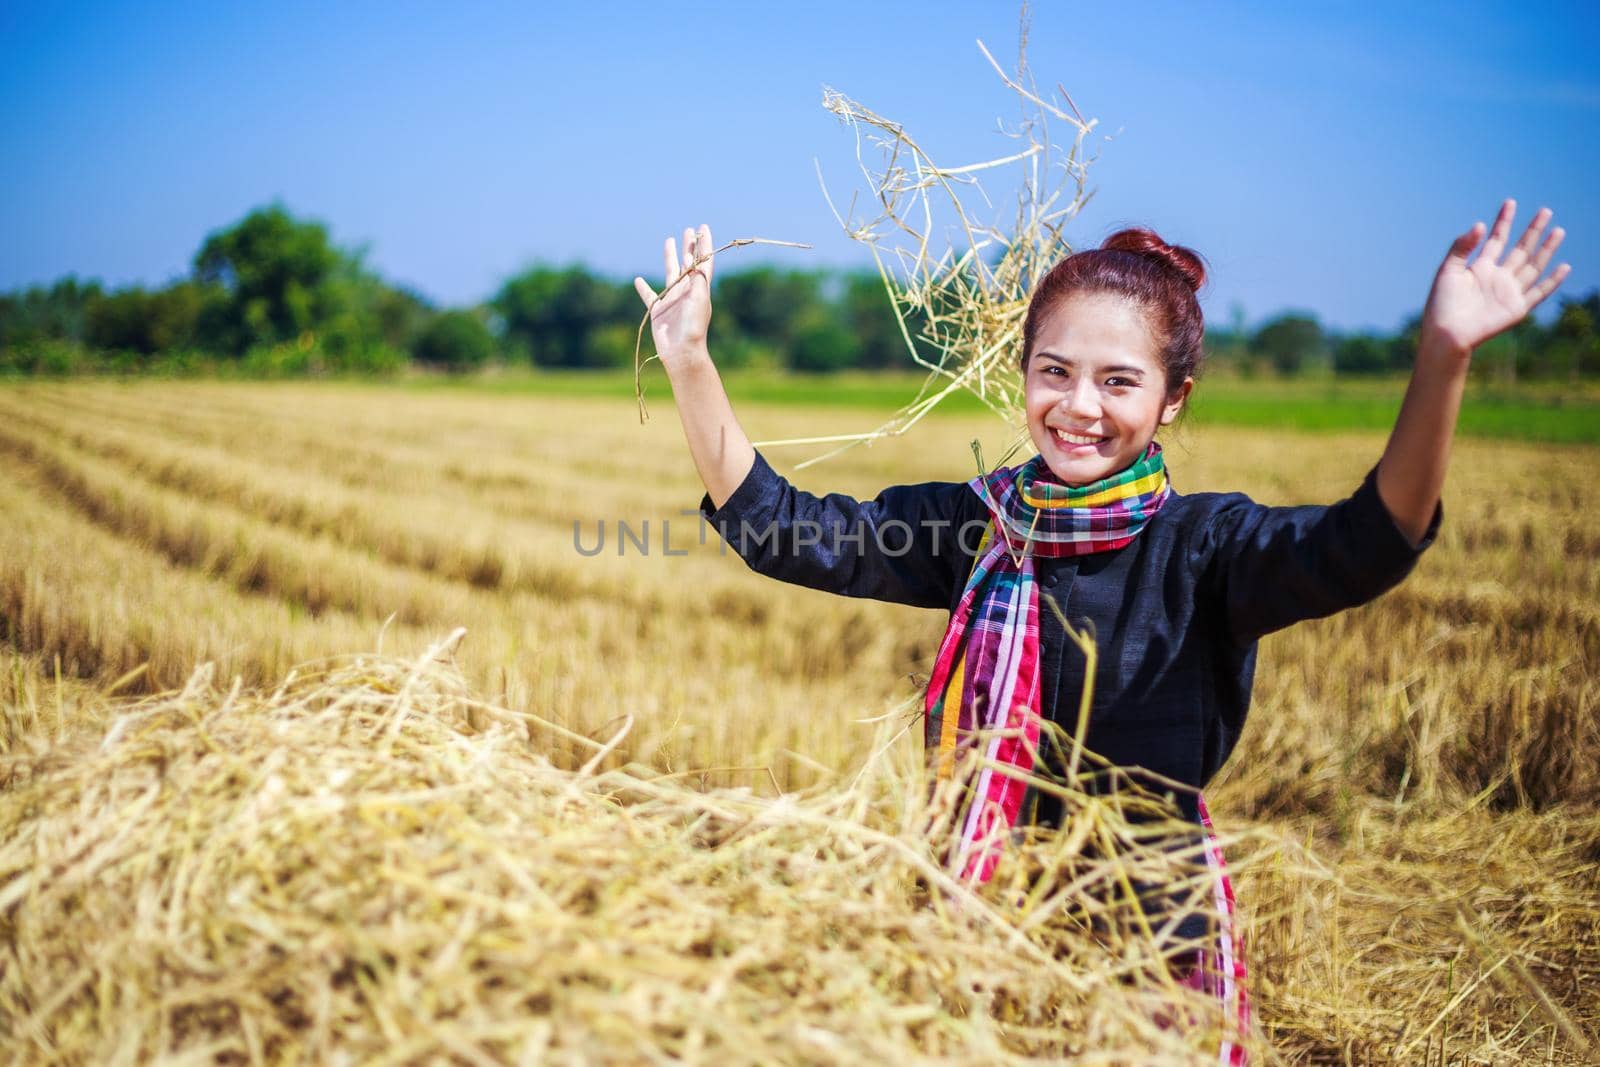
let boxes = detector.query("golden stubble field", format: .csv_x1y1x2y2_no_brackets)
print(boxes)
0,379,1596,1064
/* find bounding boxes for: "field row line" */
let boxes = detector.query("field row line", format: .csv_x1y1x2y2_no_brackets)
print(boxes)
18,384,688,532
0,395,657,606
0,443,907,716
0,459,429,691
0,396,929,660
0,421,477,627
0,401,912,688
24,380,865,505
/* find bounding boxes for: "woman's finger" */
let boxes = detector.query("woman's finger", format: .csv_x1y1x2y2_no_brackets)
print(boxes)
1523,225,1566,289
633,276,658,308
664,235,681,285
698,224,715,286
1526,262,1572,310
1504,206,1551,276
1477,199,1516,267
1442,222,1483,268
683,227,697,276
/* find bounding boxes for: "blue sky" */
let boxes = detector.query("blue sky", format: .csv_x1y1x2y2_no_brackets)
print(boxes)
2,1,1596,333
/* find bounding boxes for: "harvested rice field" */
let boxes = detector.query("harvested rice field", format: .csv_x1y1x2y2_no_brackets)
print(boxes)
1,379,1596,1064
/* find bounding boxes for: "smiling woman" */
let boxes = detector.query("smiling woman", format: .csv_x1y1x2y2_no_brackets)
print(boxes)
1024,290,1191,486
1020,227,1204,487
638,201,1571,1062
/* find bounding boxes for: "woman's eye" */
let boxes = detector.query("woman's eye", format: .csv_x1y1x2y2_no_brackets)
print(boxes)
1106,376,1132,388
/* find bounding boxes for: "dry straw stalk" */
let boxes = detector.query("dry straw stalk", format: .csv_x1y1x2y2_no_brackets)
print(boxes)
2,636,1264,1064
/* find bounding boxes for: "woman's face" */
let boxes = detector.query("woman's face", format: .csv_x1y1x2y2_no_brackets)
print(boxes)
1023,290,1191,487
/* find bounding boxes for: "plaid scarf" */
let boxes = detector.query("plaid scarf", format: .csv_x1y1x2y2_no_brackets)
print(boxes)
922,443,1170,883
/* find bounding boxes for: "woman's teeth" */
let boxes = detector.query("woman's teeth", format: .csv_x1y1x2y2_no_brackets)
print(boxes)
1053,429,1106,446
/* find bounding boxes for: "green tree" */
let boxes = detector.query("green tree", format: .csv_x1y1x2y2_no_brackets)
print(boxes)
0,276,103,349
365,283,434,354
1385,313,1423,372
193,203,366,355
1549,292,1599,380
789,305,859,373
1474,316,1541,384
716,267,823,351
1332,333,1388,376
842,272,917,369
1249,313,1324,376
149,281,218,352
415,310,495,372
85,287,158,353
73,279,216,359
491,265,631,368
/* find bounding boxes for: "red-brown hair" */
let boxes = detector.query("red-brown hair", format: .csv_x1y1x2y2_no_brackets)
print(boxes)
1019,228,1208,397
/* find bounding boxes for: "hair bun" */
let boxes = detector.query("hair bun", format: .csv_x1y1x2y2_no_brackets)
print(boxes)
1101,228,1206,293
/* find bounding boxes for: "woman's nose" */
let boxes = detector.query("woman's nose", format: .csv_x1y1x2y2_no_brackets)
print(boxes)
1059,377,1100,420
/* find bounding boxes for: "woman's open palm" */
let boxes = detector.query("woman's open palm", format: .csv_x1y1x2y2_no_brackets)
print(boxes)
1423,199,1570,355
634,225,715,366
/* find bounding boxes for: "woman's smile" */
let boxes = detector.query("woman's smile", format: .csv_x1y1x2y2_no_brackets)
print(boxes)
1050,427,1110,450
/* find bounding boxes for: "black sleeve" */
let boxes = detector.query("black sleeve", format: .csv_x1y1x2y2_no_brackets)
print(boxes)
698,450,984,610
1200,465,1442,643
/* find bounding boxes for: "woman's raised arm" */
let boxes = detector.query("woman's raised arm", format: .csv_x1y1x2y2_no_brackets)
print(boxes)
1376,200,1571,543
634,224,755,511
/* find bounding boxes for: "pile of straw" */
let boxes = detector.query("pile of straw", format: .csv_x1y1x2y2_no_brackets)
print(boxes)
1235,803,1600,1063
1,634,1254,1065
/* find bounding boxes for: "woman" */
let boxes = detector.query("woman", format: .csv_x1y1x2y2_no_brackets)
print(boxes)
633,202,1569,1058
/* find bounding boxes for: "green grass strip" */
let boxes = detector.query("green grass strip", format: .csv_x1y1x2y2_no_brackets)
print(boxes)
410,370,1600,445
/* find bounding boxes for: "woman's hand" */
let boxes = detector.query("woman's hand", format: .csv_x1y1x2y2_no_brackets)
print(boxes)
634,222,755,509
634,224,715,368
1377,199,1573,546
1420,199,1570,358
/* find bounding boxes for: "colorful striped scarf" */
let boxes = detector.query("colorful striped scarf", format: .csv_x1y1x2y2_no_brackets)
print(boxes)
922,442,1171,883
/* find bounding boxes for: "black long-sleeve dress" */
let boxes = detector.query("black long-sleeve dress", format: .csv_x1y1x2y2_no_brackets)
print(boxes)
697,449,1439,933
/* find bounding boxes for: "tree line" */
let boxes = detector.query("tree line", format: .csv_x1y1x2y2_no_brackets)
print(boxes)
3,204,1597,380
